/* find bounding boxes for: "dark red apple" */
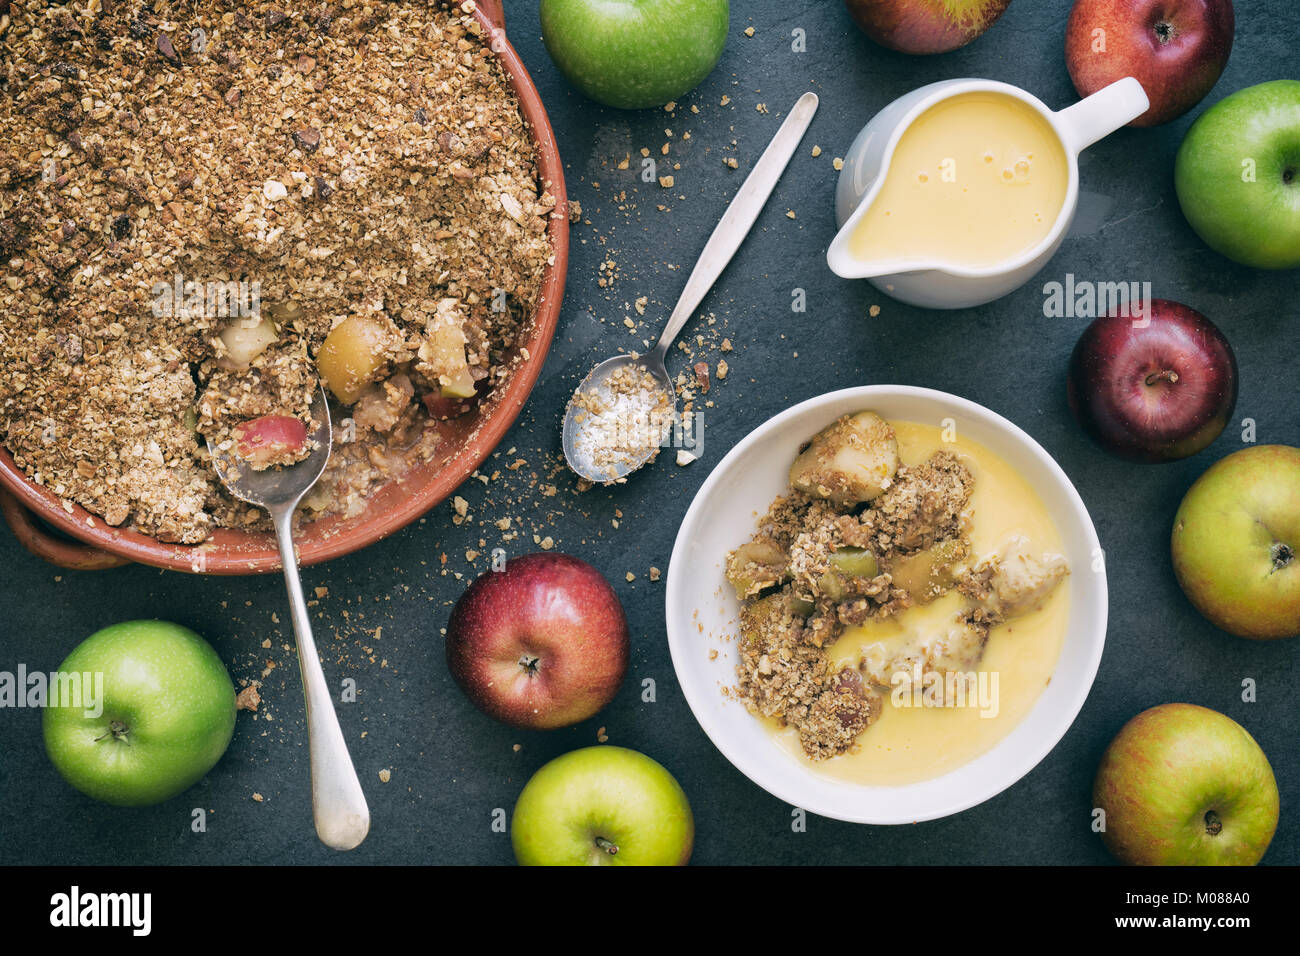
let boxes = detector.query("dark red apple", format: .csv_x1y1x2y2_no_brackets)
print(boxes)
1065,0,1234,127
1067,299,1237,463
446,552,630,729
843,0,1011,55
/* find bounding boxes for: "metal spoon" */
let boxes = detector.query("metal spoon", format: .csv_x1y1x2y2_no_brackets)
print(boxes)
562,91,820,482
206,385,370,851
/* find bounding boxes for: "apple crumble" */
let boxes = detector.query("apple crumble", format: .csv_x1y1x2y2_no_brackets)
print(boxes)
0,1,554,543
726,412,1069,760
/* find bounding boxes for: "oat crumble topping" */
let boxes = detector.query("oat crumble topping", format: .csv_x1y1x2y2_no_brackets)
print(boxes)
1,0,552,543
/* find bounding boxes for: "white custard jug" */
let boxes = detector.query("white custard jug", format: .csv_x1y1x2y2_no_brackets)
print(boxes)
827,77,1149,309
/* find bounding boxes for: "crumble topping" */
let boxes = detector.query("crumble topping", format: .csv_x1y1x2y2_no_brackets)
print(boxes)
1,1,552,542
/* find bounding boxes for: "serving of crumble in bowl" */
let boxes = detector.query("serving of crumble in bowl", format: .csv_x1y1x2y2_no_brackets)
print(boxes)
666,386,1108,824
0,1,568,573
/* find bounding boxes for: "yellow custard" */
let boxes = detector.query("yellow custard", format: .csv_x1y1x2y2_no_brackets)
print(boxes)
769,421,1069,786
849,92,1069,269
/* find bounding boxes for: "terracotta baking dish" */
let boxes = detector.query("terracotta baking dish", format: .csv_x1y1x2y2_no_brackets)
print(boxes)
0,0,567,574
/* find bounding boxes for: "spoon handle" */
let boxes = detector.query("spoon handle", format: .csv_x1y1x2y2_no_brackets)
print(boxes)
273,507,371,851
653,91,819,357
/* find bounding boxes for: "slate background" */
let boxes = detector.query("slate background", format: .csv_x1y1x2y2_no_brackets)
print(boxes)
1,0,1296,866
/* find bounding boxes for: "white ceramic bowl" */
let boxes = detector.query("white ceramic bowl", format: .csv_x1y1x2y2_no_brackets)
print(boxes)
666,386,1107,824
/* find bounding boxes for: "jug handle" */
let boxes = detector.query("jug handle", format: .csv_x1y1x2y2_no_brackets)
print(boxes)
1054,77,1149,155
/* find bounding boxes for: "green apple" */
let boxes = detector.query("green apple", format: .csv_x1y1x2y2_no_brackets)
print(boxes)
43,620,237,807
540,0,729,110
1094,703,1278,865
1172,444,1300,639
1174,80,1300,269
511,746,694,865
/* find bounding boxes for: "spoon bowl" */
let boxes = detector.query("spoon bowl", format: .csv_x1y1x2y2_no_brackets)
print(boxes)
209,388,334,510
562,352,676,482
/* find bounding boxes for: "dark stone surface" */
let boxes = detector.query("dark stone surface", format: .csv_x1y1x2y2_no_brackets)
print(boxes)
1,1,1296,866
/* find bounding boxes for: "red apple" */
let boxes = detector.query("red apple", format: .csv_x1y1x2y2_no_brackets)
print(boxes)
1065,0,1234,127
843,0,1011,55
231,414,309,468
1067,299,1237,463
446,552,630,729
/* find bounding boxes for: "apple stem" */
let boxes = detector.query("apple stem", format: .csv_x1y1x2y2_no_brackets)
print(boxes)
1204,810,1223,837
1272,543,1294,572
517,654,540,676
94,719,130,744
594,836,619,856
1144,370,1179,387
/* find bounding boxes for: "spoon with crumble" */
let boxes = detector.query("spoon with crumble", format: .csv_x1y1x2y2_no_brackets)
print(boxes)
562,91,819,483
207,385,370,851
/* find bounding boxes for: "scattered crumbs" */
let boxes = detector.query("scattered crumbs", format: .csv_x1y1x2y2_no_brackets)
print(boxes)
626,571,636,582
677,449,698,466
235,683,262,712
724,157,739,169
378,769,392,784
716,359,729,380
597,726,610,743
314,586,329,599
664,100,676,112
721,338,733,352
709,649,719,661
756,103,768,114
634,296,648,315
512,743,522,752
540,536,555,550
649,567,662,582
720,94,731,106
869,304,882,317
744,26,755,37
786,210,796,219
252,793,265,803
658,175,675,188
811,145,822,157
833,156,845,171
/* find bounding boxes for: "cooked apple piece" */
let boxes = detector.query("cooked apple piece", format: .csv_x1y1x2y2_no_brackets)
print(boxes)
422,388,479,421
316,314,397,404
983,537,1069,618
725,538,790,598
789,411,899,508
789,596,816,619
816,546,879,601
887,537,970,602
231,415,309,469
418,298,477,399
218,315,278,369
352,374,415,433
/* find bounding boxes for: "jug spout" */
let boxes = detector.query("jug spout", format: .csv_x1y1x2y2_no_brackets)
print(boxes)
1055,77,1149,155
